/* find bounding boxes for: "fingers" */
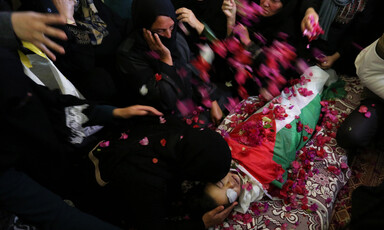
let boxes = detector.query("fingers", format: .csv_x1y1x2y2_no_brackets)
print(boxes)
176,8,189,20
143,28,156,48
143,28,165,49
176,8,196,26
175,7,189,15
222,0,234,8
135,105,164,116
43,24,68,41
41,34,65,54
34,42,56,61
153,33,165,49
39,13,67,25
210,205,225,214
216,202,237,219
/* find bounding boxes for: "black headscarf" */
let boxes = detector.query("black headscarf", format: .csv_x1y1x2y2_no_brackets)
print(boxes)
99,116,231,184
131,0,178,54
175,126,232,182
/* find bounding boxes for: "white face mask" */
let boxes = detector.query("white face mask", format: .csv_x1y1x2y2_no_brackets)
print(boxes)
226,188,238,203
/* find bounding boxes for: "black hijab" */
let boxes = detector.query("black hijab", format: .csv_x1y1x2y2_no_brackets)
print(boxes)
175,126,232,182
131,0,178,54
99,116,231,184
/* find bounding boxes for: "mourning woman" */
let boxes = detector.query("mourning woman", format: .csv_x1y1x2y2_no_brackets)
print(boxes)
116,0,224,126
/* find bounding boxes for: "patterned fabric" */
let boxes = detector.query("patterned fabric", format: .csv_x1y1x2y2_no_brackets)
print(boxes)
214,76,362,230
65,104,89,144
335,0,367,24
318,0,352,40
75,0,109,45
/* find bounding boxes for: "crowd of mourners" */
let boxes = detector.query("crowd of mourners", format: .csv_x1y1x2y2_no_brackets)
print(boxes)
0,0,383,229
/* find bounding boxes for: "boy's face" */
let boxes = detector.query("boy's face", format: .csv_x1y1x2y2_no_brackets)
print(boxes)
205,172,242,205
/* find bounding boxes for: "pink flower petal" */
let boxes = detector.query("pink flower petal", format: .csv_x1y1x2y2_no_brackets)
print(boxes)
139,137,149,146
119,133,128,140
99,141,109,148
159,116,166,124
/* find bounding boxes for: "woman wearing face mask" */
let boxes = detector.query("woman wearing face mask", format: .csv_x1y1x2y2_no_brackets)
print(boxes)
116,0,224,126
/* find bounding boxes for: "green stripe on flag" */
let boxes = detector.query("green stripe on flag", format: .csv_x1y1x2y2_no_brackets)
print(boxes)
271,94,322,188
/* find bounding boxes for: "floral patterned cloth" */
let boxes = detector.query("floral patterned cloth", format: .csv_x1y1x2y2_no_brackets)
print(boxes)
215,76,363,230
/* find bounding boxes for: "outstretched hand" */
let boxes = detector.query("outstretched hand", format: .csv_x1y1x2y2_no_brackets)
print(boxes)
202,202,238,228
11,12,67,61
113,105,163,119
143,28,173,65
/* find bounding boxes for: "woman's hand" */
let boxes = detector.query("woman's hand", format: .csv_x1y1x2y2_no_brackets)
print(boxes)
176,8,205,35
52,0,76,25
317,52,340,69
202,202,238,228
222,0,236,35
210,100,223,126
301,7,319,34
222,0,236,20
113,105,163,119
11,12,67,61
143,28,173,66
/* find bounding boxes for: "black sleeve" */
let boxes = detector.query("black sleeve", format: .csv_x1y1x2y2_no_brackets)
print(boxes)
300,0,321,16
0,12,20,50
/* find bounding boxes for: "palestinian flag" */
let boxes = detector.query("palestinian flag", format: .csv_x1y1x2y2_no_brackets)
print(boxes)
225,66,330,188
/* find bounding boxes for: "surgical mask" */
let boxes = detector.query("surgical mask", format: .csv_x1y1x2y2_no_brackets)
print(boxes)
226,188,238,203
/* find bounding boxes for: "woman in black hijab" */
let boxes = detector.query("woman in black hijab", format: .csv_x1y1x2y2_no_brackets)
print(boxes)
116,0,224,126
88,116,235,229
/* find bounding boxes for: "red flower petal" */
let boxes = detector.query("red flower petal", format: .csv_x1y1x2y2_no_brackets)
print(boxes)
160,138,166,147
358,105,368,113
155,73,162,81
